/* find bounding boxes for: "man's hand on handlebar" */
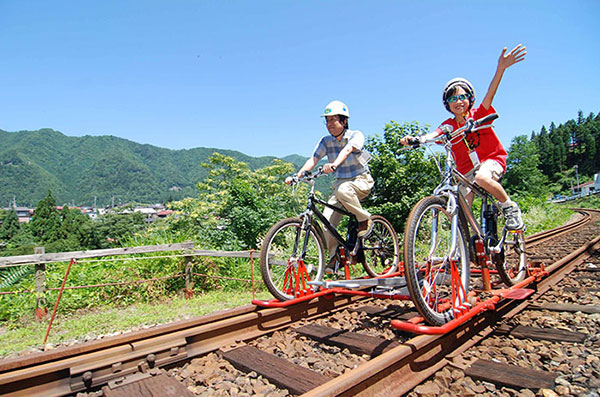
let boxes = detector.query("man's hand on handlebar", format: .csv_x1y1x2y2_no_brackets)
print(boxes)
322,163,337,174
285,170,305,185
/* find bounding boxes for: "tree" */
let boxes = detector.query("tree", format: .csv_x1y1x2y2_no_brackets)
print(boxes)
94,210,147,248
168,154,299,250
364,121,440,231
0,208,20,241
504,136,548,197
29,191,61,244
549,125,567,173
54,206,100,250
535,126,553,176
578,125,597,175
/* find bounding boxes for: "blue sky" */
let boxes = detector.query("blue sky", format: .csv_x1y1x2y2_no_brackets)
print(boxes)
1,1,598,158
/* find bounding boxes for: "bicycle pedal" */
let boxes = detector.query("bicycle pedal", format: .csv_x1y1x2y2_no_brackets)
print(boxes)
350,242,361,257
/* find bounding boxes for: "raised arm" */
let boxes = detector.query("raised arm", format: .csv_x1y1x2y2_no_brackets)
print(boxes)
481,44,527,110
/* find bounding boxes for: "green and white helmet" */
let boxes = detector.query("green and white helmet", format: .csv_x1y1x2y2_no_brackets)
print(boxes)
321,100,350,118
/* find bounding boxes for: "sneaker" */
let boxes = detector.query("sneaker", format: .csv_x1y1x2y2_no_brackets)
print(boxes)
357,218,373,238
502,201,524,231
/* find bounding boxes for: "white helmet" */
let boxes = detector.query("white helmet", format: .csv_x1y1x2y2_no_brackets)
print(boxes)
321,100,350,118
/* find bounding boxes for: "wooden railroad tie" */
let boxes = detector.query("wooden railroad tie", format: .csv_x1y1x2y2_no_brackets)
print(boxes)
102,371,194,397
465,359,557,390
353,305,418,320
220,345,331,395
496,324,587,343
574,273,600,281
563,286,600,293
527,303,600,314
294,324,400,358
509,325,587,343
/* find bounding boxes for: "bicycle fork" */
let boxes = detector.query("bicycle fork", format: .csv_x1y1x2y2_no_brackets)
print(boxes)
423,197,470,317
283,213,316,297
447,197,471,314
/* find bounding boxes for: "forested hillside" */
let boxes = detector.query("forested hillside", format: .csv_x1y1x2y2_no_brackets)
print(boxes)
0,129,306,206
503,110,599,196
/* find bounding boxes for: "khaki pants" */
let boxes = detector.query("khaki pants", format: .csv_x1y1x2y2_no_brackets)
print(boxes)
322,173,374,257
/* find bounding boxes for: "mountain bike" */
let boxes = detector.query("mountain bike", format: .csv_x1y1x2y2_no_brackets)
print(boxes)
260,168,400,302
402,114,527,325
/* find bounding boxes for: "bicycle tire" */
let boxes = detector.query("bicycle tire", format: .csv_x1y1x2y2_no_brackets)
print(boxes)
260,217,326,301
493,230,527,286
361,215,400,277
404,196,471,326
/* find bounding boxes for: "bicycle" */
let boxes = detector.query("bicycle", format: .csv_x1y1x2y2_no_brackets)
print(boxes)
402,113,527,326
260,168,400,302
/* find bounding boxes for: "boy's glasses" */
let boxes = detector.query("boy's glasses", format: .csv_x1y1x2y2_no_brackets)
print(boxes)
447,94,470,103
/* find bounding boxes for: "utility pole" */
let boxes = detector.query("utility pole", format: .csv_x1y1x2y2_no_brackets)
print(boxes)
574,165,580,195
570,180,574,195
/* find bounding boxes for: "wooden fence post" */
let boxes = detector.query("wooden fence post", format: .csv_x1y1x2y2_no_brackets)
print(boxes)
184,248,194,299
34,247,48,320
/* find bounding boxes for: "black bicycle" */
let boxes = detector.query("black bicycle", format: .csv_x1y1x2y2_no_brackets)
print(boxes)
260,168,400,301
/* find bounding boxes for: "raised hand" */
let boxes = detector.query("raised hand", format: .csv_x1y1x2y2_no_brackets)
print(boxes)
498,44,527,71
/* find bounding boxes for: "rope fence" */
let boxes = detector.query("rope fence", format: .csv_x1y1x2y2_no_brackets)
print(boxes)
0,242,262,343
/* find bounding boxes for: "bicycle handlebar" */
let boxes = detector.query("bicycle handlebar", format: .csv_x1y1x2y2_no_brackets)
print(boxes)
288,167,326,185
447,113,498,141
403,113,499,150
399,136,424,151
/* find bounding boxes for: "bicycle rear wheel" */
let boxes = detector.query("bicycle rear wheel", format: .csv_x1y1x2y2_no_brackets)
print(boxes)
493,229,527,286
404,196,471,326
260,217,326,301
361,215,400,277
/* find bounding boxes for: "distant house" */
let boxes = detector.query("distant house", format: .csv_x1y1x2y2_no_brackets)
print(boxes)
15,207,34,223
157,210,173,218
0,206,34,223
574,173,600,196
134,207,158,223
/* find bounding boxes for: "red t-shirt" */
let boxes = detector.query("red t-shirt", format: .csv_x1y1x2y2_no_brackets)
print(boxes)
434,104,507,175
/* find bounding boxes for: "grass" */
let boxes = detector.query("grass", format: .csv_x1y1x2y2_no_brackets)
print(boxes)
0,289,272,358
522,201,574,236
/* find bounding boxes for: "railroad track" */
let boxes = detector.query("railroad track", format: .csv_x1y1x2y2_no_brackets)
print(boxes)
1,209,599,397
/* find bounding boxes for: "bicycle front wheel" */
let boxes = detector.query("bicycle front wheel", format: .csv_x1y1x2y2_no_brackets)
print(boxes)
260,217,326,301
404,196,471,326
494,230,527,286
361,215,400,277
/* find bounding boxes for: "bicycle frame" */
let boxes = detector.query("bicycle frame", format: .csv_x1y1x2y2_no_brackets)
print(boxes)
297,179,359,261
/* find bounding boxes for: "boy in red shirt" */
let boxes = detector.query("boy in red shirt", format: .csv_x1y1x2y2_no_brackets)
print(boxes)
401,44,527,230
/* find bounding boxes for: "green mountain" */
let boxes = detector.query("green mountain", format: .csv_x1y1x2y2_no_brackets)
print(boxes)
0,128,310,207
